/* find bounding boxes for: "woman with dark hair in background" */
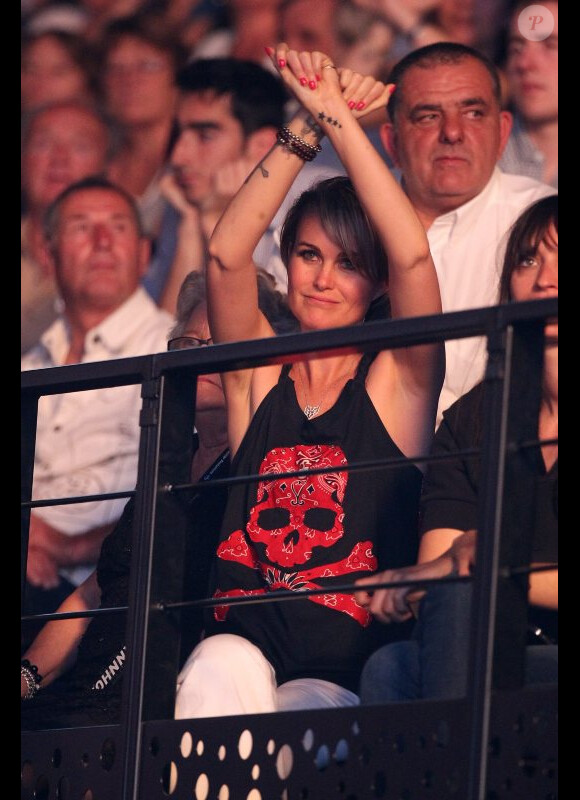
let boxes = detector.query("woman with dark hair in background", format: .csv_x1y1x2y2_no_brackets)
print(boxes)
356,195,558,702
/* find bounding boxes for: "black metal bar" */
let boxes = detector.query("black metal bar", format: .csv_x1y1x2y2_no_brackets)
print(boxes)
21,394,38,608
21,300,557,395
21,299,557,800
466,321,511,800
118,367,162,800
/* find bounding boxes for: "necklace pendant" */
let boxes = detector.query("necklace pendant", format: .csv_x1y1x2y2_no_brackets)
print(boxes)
304,403,321,420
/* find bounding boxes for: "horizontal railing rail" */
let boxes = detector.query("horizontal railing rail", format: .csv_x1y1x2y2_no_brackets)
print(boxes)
21,297,558,800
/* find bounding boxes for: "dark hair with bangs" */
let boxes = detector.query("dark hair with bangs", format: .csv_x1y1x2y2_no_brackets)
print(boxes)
499,195,558,303
279,176,389,286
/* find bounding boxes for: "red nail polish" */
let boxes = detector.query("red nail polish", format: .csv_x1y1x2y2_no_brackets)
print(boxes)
309,80,316,90
300,77,307,86
348,100,355,109
316,74,321,81
264,46,273,56
356,101,365,110
278,58,286,67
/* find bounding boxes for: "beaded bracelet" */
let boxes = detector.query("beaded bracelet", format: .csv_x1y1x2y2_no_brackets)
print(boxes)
277,126,322,162
21,659,43,701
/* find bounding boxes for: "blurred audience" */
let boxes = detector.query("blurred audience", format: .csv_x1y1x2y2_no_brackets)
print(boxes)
21,28,101,112
191,0,281,64
99,11,189,238
499,0,558,188
21,99,117,354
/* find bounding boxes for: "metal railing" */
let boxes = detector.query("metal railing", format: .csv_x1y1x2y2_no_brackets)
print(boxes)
21,298,558,800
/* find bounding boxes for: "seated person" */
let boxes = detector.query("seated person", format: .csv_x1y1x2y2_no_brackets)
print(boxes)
21,270,296,728
355,196,558,701
173,44,444,720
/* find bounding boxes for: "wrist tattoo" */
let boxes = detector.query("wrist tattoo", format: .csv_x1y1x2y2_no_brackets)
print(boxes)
317,111,342,129
302,114,325,139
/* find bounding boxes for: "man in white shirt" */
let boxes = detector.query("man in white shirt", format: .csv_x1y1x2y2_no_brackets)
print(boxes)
22,176,173,618
380,42,555,422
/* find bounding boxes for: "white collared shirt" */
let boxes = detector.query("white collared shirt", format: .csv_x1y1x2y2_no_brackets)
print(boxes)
21,287,173,586
427,167,556,424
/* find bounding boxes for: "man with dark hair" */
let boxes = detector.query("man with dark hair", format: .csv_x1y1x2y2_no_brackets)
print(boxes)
144,57,340,310
380,42,556,422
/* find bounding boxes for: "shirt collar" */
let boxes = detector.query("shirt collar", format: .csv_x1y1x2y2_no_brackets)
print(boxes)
428,167,502,233
40,287,157,364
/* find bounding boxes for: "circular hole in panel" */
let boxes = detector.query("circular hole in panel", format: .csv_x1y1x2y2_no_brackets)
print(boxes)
161,761,178,795
150,737,161,756
276,744,294,779
314,745,330,771
56,776,70,799
52,748,63,768
196,739,205,756
351,721,360,736
246,790,262,800
218,745,226,761
218,785,230,800
34,775,50,800
21,761,35,789
302,729,314,752
251,764,260,780
266,739,275,756
238,730,253,760
99,738,116,771
180,732,193,759
194,773,209,800
334,739,349,763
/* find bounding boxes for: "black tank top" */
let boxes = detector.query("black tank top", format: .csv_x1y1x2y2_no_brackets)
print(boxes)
205,355,422,692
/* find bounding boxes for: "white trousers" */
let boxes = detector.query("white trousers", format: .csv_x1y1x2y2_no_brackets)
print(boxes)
174,633,359,719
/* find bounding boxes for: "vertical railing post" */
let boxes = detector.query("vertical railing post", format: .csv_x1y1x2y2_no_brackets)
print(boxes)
119,361,197,800
467,313,545,799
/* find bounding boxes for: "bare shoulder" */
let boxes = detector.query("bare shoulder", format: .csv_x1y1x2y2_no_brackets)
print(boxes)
365,350,437,460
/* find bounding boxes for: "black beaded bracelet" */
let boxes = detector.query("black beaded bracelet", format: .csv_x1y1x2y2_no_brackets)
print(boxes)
277,126,322,162
21,658,43,685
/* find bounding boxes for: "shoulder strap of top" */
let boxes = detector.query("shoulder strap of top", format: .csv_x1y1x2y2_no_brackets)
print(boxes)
354,351,377,384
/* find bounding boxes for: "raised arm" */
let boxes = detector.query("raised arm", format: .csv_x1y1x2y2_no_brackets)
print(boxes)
271,45,440,322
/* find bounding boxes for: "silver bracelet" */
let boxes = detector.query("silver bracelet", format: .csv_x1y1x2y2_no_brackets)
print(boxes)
21,665,39,700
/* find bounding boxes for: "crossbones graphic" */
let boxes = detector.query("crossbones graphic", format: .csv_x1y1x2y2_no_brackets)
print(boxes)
213,444,377,626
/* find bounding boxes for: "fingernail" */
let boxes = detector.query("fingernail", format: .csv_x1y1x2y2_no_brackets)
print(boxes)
300,76,308,86
309,80,317,90
348,100,355,109
264,46,273,56
316,74,321,81
356,101,365,110
278,58,286,67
